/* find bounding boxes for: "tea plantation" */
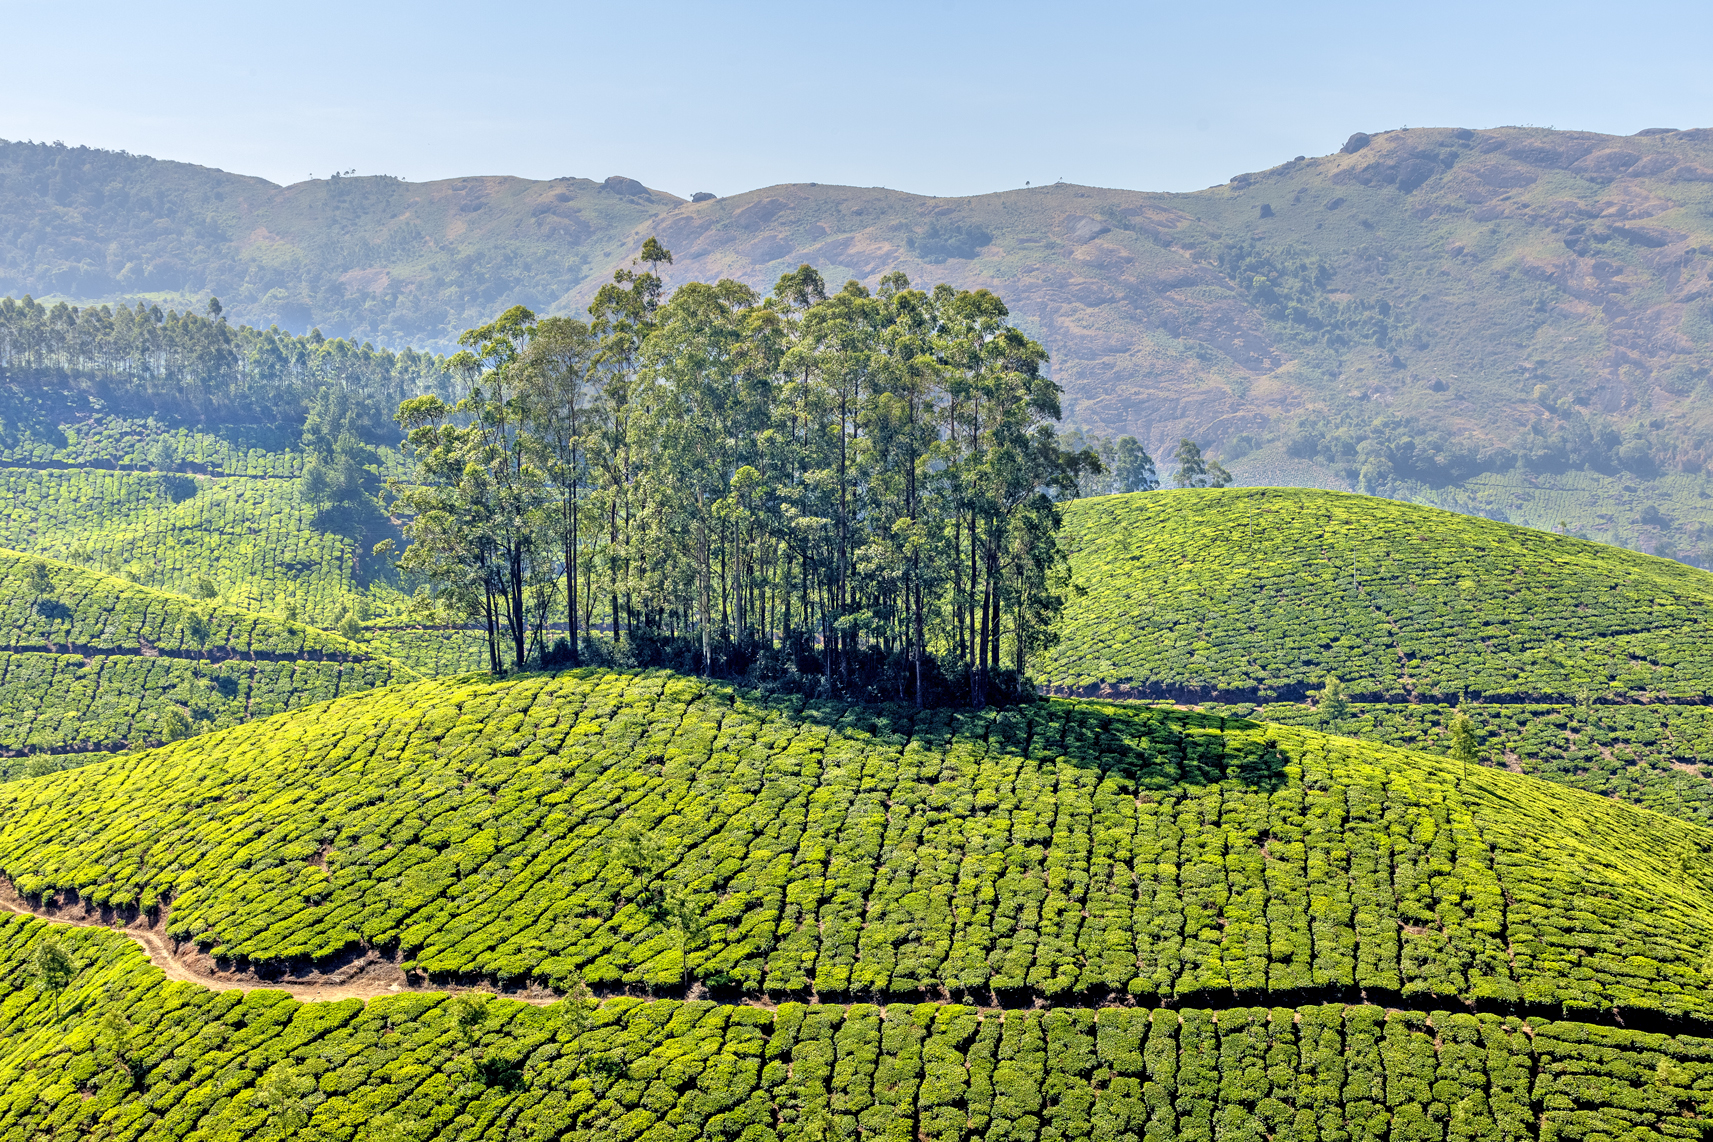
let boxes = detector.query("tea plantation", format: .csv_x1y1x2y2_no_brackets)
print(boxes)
0,467,366,620
9,918,1713,1142
0,450,502,679
5,669,1713,1019
5,670,1713,1139
0,549,415,766
1046,487,1713,823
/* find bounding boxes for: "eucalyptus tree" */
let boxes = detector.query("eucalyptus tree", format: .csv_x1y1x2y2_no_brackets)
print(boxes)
635,279,758,671
518,316,598,665
391,306,550,672
450,305,550,668
589,263,668,642
391,242,1093,705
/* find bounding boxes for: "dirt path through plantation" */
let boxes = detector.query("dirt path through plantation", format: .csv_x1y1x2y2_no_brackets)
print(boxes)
0,893,562,1006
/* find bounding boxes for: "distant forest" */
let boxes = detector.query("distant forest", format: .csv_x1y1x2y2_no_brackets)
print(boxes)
0,294,450,438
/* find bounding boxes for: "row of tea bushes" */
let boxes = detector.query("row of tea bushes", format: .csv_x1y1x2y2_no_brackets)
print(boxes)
1176,698,1713,828
0,550,379,661
0,468,362,617
0,650,407,757
360,627,492,679
0,915,1710,1142
1046,488,1713,702
4,671,1712,1018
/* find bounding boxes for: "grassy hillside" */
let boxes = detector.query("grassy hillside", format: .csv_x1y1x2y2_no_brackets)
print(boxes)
1046,487,1713,823
3,917,1712,1142
0,550,413,768
5,668,1713,1022
9,128,1713,547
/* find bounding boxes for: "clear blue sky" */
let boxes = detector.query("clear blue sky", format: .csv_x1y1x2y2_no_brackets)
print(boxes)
3,0,1709,199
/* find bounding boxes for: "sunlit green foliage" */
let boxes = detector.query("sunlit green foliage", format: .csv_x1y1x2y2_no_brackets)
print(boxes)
1049,487,1713,700
4,669,1713,1019
2,916,1713,1141
0,549,413,762
1048,487,1713,819
0,468,368,619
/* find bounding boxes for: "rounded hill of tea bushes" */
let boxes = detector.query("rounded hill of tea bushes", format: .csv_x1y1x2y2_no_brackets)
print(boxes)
1048,487,1713,702
0,548,414,764
1049,487,1713,825
5,669,1713,1023
5,670,1713,1141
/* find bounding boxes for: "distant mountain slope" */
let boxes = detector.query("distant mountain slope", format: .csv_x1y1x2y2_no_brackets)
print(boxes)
0,549,413,765
6,129,1713,456
1048,487,1713,823
0,143,668,349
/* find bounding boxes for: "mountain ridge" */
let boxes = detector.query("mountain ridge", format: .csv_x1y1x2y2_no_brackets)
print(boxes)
10,126,1713,551
7,128,1711,439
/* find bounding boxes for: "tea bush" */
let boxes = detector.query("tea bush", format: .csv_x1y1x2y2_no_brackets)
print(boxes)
0,550,414,759
1047,487,1713,821
0,915,1711,1142
4,670,1713,1021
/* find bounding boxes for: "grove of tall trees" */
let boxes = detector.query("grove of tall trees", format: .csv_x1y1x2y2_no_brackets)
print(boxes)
391,248,1099,706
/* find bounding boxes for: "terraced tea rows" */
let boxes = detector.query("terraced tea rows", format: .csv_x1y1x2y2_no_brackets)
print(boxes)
4,670,1713,1022
0,468,365,619
4,913,1713,1142
1047,487,1713,824
0,551,414,760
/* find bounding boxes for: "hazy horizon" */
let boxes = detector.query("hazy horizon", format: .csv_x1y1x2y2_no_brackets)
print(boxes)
3,0,1709,201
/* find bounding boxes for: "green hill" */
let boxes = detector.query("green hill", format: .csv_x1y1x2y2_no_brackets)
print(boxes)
4,668,1713,1138
2,916,1710,1142
3,668,1712,1017
0,549,414,769
9,127,1713,548
1046,487,1713,823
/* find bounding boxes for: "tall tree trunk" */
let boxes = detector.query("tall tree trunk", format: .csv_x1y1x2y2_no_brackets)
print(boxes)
913,577,925,709
484,579,500,675
698,509,712,676
566,484,579,666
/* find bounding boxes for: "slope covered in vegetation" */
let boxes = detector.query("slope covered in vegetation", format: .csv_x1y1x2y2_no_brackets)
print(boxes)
4,668,1713,1023
10,127,1713,550
5,914,1713,1142
0,550,413,766
1046,487,1713,824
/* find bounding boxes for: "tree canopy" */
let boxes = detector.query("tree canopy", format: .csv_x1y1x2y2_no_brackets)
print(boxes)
390,247,1100,705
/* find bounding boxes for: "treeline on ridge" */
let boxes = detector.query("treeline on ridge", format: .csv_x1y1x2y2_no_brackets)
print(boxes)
0,293,452,443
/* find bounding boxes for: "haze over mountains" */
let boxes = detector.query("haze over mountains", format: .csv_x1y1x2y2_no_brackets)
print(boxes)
7,125,1713,553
